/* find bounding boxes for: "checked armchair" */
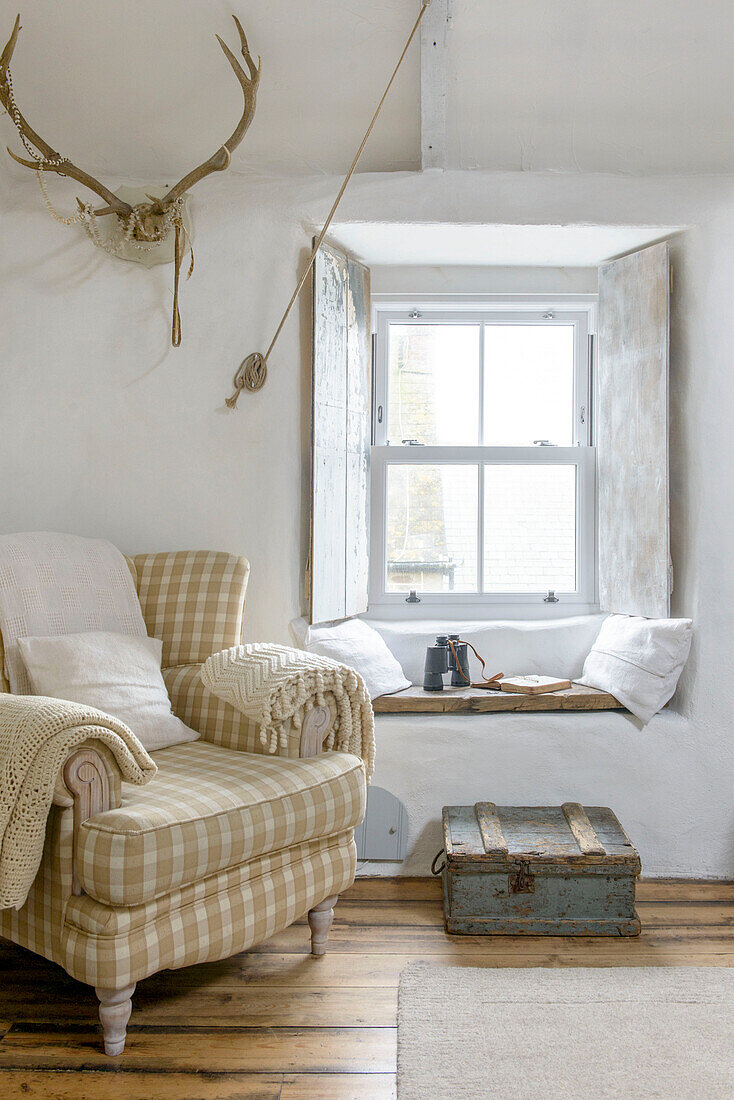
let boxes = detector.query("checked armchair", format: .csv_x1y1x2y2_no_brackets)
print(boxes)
0,551,368,1055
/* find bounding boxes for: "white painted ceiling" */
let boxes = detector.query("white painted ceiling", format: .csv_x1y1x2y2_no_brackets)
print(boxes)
1,0,734,180
446,0,734,174
0,0,420,181
327,223,682,267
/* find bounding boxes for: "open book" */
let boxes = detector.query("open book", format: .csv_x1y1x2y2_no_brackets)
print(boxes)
500,675,572,696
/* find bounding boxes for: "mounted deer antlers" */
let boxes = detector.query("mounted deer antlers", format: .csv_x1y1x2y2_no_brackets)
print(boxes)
0,12,260,345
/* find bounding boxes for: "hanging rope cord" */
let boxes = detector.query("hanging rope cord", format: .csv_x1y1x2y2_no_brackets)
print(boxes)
226,0,432,406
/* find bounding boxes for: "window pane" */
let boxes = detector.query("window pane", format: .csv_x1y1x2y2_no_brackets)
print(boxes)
388,324,480,445
483,325,574,445
483,465,576,592
386,464,478,592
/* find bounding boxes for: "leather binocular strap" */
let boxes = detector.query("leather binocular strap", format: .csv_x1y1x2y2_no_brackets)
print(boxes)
447,639,504,690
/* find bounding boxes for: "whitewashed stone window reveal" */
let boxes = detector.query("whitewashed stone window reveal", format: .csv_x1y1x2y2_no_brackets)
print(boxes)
310,244,669,623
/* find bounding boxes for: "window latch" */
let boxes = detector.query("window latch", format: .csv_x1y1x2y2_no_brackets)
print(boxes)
544,590,559,603
533,440,556,446
402,439,424,446
406,590,421,603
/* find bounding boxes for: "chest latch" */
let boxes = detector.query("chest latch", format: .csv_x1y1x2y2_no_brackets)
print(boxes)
509,860,535,894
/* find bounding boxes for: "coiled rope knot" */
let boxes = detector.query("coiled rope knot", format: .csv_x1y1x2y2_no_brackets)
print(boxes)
226,352,267,407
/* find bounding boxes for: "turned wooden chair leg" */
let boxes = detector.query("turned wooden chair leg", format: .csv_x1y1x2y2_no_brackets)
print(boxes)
308,894,338,956
96,982,136,1056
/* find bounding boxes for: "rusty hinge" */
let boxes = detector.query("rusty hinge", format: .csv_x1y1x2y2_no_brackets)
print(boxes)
509,860,535,894
304,563,311,604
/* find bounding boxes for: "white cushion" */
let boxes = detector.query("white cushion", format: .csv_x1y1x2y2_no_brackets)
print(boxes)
17,631,199,751
368,615,608,686
290,617,410,700
577,614,693,724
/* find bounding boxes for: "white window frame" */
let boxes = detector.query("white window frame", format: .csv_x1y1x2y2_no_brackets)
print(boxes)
369,295,598,618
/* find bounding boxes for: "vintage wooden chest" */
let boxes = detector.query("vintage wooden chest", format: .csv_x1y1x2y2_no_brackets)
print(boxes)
441,802,641,936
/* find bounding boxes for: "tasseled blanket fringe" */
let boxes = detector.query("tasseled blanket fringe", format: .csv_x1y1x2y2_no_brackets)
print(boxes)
200,644,375,781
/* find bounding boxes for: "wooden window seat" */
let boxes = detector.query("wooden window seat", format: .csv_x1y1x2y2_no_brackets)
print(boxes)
373,684,623,715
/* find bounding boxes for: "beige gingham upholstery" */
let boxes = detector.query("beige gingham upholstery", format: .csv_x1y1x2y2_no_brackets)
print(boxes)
0,547,365,1006
133,551,250,668
62,833,356,988
163,663,268,752
0,803,73,965
76,741,365,906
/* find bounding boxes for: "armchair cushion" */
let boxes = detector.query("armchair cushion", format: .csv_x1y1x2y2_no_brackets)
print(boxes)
17,632,199,751
76,739,366,906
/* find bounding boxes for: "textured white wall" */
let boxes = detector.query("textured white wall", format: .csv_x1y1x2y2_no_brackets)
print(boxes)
0,172,316,643
2,161,734,873
371,265,598,295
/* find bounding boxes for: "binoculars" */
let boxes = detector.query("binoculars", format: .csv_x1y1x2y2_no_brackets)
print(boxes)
423,634,470,691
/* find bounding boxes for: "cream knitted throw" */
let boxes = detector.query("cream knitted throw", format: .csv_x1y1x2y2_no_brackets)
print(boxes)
201,643,375,781
0,695,157,910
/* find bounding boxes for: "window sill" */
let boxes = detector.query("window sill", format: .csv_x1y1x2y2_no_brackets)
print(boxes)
373,683,623,715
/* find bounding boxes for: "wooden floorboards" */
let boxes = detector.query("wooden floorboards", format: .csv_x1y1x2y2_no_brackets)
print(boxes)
0,878,733,1098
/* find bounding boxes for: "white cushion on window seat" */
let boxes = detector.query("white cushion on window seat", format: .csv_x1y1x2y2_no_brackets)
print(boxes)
577,614,693,724
290,617,410,700
366,615,608,687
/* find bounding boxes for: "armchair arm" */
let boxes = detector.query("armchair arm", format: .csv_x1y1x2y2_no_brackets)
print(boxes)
163,663,337,758
54,739,122,808
0,694,155,910
199,644,375,780
62,741,122,895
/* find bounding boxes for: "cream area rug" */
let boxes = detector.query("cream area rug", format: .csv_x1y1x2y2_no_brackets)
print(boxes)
397,966,734,1099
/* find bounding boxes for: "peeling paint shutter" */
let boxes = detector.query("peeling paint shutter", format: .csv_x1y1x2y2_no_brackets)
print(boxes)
596,240,671,617
310,243,371,625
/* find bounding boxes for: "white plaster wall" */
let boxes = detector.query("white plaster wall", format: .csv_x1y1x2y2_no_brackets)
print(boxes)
4,0,734,177
2,166,734,875
370,265,598,296
367,709,730,880
0,171,316,643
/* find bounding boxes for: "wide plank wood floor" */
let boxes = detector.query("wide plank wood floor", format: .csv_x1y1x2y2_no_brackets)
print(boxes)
0,877,733,1099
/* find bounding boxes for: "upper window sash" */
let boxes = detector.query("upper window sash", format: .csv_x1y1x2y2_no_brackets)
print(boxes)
372,302,593,449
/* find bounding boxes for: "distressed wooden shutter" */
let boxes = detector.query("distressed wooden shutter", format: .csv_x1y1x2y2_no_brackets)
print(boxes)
309,242,371,624
596,240,671,617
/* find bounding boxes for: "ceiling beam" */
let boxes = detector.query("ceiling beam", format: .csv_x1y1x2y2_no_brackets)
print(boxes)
421,0,453,170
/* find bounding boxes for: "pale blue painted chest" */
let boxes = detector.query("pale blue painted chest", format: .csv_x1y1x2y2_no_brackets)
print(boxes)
442,802,641,936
